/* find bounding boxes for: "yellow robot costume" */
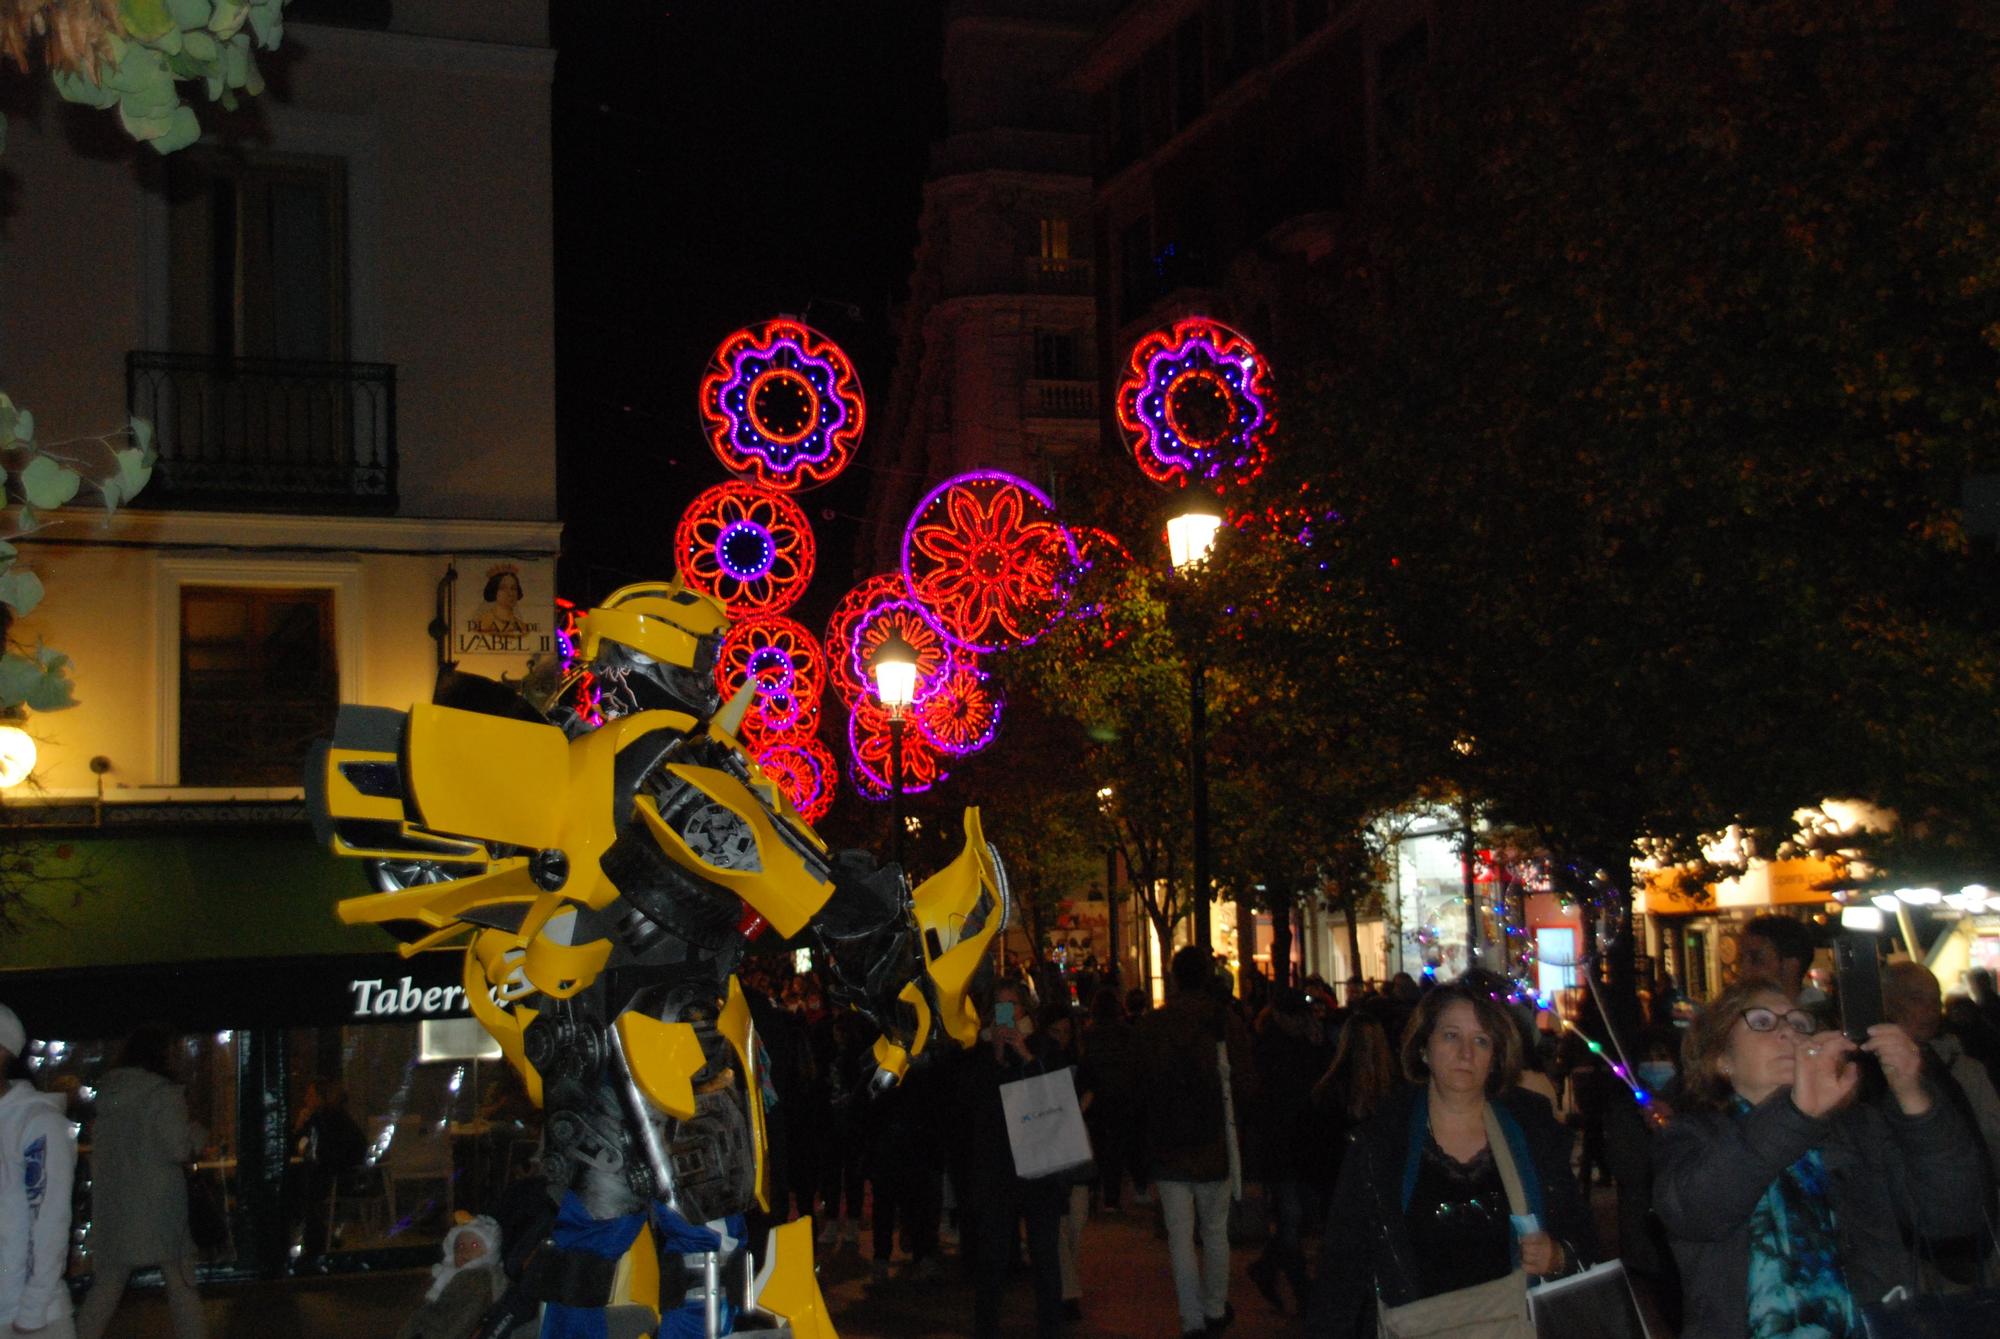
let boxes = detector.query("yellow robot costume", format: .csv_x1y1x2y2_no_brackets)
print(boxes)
305,581,1009,1339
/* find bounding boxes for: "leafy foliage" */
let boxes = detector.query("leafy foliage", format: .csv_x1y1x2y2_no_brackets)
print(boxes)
0,393,156,711
1266,0,2000,889
3,0,289,153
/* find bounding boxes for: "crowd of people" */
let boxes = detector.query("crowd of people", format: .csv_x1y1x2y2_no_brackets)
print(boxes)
4,915,1999,1339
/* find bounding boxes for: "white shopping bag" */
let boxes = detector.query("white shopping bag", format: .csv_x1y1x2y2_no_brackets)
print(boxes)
998,1064,1095,1180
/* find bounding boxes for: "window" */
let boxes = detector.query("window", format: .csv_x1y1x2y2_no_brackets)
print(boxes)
1118,216,1154,318
1033,332,1081,380
179,586,339,787
1039,217,1071,261
168,151,348,361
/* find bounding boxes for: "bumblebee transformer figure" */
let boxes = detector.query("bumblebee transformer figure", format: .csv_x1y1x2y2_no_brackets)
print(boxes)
305,582,1009,1339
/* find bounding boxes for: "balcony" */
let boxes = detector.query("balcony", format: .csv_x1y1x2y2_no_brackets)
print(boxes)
1024,255,1095,295
127,352,397,513
1025,378,1098,420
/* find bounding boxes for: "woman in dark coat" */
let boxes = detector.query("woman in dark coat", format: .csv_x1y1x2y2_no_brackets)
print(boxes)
1304,984,1591,1338
1652,977,1984,1339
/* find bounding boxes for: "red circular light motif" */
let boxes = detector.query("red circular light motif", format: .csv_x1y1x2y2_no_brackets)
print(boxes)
699,319,864,490
848,699,946,799
901,471,1077,653
714,614,825,746
754,733,836,823
676,481,816,617
916,661,1003,757
1115,317,1275,491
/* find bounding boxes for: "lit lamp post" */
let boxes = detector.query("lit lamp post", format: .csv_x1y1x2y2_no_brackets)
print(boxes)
0,721,36,791
1166,503,1224,952
870,630,919,869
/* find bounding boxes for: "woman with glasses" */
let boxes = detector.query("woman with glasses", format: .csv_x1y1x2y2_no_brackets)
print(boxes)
1656,976,1984,1338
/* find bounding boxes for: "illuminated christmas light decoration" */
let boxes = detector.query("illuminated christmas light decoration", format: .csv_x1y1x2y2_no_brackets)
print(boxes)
901,470,1078,653
915,660,1003,756
1115,317,1275,490
754,733,837,823
848,699,946,799
844,597,955,712
1062,525,1135,647
714,614,825,745
698,319,864,490
554,598,603,728
823,574,909,706
675,481,817,616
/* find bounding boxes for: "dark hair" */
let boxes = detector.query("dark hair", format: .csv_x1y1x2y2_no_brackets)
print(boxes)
483,569,523,602
117,1023,177,1081
1124,987,1150,1016
1400,984,1523,1096
1170,946,1213,995
1741,914,1814,969
1089,987,1125,1023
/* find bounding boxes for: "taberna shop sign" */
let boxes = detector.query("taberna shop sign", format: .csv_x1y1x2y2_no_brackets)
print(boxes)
346,974,499,1020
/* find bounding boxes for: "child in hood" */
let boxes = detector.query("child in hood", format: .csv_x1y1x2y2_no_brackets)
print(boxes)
396,1214,504,1339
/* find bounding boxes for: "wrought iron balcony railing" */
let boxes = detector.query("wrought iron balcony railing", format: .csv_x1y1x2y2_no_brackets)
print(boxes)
1024,255,1094,295
127,352,397,513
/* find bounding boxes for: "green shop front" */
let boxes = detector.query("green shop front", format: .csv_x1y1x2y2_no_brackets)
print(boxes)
0,801,523,1280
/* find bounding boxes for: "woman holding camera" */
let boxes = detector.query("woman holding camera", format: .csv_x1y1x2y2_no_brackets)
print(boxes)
1654,977,1984,1338
1305,984,1590,1338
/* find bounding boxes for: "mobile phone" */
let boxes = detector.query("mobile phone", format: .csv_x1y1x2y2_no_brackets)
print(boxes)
1835,930,1884,1045
994,1002,1016,1029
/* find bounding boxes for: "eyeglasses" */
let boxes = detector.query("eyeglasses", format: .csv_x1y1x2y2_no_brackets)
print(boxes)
1739,1007,1817,1037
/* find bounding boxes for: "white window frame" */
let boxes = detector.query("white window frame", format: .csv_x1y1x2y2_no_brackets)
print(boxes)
153,557,364,788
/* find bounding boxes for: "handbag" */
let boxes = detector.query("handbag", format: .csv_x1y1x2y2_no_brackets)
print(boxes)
1378,1105,1536,1339
1526,1260,1651,1339
1859,1286,2000,1338
998,1064,1094,1181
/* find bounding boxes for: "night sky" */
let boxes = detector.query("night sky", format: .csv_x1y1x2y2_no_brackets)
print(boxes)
549,2,945,630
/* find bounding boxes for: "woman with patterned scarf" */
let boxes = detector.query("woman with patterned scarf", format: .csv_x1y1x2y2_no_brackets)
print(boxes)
1656,977,1985,1337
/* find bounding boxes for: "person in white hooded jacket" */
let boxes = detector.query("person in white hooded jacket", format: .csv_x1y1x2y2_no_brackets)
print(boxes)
0,1003,77,1339
73,1026,204,1339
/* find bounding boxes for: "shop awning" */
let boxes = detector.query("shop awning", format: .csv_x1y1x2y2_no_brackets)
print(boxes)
1635,856,1845,917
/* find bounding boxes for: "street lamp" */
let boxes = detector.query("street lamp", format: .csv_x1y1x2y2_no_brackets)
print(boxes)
1166,500,1223,951
0,722,36,790
1096,786,1121,985
870,631,919,868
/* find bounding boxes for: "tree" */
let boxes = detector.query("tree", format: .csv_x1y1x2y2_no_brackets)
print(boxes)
1257,0,2000,1019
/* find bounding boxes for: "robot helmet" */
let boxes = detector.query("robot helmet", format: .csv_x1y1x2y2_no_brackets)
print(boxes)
576,580,729,719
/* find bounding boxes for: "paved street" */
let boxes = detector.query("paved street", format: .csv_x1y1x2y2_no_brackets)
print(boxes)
86,1186,1629,1337
84,1205,1267,1339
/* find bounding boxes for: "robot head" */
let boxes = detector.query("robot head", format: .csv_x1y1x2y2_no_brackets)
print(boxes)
575,580,729,720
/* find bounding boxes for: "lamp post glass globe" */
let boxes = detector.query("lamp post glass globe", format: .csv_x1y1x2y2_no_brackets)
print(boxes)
1166,506,1224,573
0,724,36,789
870,630,920,719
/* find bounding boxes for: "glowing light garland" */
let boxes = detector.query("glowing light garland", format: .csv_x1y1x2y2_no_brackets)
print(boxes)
554,598,603,728
848,700,946,799
753,733,836,823
714,614,825,746
843,597,955,712
1115,317,1275,491
901,470,1077,654
675,482,817,617
698,319,863,490
915,660,1003,756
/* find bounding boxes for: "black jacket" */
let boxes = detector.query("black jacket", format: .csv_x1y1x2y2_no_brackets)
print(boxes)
1652,1086,1984,1339
1303,1084,1593,1338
